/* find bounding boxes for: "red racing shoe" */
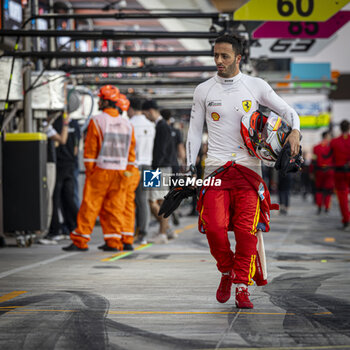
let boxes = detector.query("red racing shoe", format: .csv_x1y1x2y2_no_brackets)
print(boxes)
216,271,233,303
235,286,254,309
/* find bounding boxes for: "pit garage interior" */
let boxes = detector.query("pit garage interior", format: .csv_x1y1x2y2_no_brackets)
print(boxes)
0,0,350,349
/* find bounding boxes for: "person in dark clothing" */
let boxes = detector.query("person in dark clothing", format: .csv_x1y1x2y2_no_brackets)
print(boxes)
48,118,80,240
278,172,292,215
39,112,70,245
143,101,175,170
142,100,177,243
301,152,314,201
160,109,186,173
188,145,204,216
161,109,186,224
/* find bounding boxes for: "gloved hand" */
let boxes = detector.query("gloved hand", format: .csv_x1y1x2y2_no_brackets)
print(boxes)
189,164,197,176
274,142,303,177
158,186,197,218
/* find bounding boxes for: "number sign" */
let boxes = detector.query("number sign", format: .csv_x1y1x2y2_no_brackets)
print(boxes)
234,0,350,22
250,37,337,58
253,11,350,38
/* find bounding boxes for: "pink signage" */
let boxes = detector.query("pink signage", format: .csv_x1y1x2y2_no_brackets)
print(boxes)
253,11,350,39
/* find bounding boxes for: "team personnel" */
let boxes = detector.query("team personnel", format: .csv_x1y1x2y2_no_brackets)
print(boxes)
120,162,140,250
39,112,70,245
143,99,177,244
63,85,136,252
117,94,141,250
186,34,300,308
312,131,334,214
127,96,155,244
49,118,80,239
97,93,139,250
161,109,186,226
161,109,186,172
330,120,350,230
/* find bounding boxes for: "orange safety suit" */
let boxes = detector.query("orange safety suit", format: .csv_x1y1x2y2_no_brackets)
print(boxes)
121,164,141,244
70,108,136,250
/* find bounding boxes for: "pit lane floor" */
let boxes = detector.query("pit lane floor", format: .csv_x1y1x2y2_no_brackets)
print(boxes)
0,194,349,350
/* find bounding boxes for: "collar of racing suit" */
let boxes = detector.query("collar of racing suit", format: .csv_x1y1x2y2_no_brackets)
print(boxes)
103,108,119,117
214,72,242,85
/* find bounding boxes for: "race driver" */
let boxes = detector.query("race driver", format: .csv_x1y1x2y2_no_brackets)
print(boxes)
186,34,301,308
63,85,136,252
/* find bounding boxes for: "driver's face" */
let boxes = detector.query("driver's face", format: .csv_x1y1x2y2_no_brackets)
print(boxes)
214,42,241,78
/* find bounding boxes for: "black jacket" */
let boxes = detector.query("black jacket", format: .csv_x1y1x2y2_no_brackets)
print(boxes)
152,118,176,169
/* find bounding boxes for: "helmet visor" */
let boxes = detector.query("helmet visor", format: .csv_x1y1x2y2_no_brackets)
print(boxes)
260,115,292,163
261,115,281,144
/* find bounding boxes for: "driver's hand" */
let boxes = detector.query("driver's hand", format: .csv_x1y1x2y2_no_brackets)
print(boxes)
285,129,300,157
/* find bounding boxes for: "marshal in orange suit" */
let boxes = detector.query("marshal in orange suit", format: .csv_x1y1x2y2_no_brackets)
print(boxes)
63,85,136,252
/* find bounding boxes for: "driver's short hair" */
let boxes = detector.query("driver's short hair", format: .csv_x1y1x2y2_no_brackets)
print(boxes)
215,34,244,56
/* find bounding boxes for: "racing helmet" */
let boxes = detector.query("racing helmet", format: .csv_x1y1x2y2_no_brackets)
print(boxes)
240,110,268,158
241,111,292,167
98,85,120,102
116,93,130,112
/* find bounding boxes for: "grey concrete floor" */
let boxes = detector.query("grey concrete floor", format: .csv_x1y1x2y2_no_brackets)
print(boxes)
0,194,350,350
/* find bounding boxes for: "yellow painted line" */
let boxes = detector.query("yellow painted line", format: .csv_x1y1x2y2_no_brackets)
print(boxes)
108,310,295,316
101,252,128,262
101,243,153,262
324,237,335,242
0,309,294,315
101,251,132,262
175,223,197,235
0,291,27,303
101,223,197,262
198,345,350,350
0,308,333,318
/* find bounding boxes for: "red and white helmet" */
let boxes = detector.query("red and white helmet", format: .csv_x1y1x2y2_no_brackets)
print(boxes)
241,110,291,167
240,110,268,158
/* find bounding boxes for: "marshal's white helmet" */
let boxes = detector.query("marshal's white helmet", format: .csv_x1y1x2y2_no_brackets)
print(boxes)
241,111,292,167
